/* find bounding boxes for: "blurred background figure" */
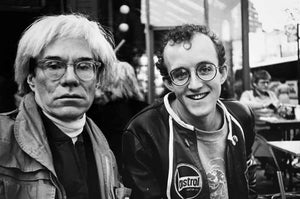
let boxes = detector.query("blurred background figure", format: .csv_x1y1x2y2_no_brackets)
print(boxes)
275,78,291,104
240,70,283,180
240,69,280,120
88,61,148,169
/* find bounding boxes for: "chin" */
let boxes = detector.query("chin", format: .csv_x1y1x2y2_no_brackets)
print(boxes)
187,108,208,118
52,108,87,121
187,103,213,118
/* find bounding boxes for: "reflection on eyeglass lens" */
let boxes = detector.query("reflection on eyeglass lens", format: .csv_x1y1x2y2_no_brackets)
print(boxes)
169,63,218,86
37,59,101,81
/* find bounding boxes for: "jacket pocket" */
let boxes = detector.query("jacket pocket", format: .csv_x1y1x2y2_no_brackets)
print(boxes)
0,168,55,199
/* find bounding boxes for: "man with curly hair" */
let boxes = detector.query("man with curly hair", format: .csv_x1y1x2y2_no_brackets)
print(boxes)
122,24,257,199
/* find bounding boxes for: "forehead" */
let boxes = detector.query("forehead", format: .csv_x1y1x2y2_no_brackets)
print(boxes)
163,33,218,71
40,37,93,60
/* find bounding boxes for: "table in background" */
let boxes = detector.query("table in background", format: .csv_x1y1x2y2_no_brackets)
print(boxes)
259,117,300,140
268,141,300,191
268,141,300,156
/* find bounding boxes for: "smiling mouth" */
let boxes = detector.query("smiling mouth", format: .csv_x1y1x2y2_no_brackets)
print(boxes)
187,92,209,100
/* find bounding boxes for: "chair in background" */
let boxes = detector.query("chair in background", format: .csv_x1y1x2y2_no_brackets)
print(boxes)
253,134,300,199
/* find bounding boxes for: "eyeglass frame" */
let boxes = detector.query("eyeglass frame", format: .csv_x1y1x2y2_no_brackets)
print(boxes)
36,58,102,81
168,62,222,86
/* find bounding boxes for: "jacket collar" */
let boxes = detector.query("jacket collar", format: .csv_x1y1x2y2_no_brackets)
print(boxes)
163,92,244,145
13,93,121,198
14,92,57,176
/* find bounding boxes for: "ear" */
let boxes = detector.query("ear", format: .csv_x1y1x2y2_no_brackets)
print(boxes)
163,79,174,92
27,74,36,92
220,65,228,84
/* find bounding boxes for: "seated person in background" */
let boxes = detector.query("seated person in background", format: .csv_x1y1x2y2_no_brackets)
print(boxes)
0,13,130,199
240,70,283,178
240,69,280,120
122,24,257,199
88,61,148,170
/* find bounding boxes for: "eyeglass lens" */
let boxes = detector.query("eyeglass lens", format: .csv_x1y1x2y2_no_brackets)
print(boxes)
170,63,217,86
38,59,99,81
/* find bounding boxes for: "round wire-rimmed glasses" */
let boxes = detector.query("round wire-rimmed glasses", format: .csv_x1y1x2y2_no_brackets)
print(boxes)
169,62,219,86
37,59,101,81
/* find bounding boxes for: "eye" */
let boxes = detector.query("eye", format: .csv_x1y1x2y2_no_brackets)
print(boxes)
171,68,189,80
76,61,94,71
44,60,64,70
197,63,215,75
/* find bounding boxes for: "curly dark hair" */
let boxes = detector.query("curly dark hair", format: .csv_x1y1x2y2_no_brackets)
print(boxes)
155,24,226,82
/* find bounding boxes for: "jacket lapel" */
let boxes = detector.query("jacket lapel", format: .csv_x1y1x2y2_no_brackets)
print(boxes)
14,93,57,176
85,118,118,199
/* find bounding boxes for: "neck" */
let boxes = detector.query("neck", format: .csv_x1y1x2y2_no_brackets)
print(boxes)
42,110,86,140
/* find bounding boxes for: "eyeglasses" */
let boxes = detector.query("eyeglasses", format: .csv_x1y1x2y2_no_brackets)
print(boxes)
37,59,101,81
169,62,219,86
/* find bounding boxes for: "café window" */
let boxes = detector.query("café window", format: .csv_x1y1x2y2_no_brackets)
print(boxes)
249,0,300,68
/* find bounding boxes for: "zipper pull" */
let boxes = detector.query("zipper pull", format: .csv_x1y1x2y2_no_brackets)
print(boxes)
184,138,190,147
230,135,238,146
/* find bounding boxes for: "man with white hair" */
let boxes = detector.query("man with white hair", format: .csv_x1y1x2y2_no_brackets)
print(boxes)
0,13,130,199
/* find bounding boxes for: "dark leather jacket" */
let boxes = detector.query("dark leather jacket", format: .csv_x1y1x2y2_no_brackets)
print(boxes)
0,93,131,199
122,93,256,199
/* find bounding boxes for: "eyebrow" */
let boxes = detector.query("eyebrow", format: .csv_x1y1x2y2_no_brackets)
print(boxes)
176,61,215,69
195,61,215,66
43,56,94,62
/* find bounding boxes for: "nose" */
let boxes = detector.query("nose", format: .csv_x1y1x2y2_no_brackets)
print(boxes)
187,71,203,90
60,65,80,86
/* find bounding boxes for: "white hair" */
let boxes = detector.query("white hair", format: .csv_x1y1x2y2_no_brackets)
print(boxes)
15,13,116,95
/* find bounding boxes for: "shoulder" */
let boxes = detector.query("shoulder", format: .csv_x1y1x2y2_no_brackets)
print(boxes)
222,99,253,118
0,109,19,159
127,98,164,123
241,90,252,94
222,99,255,133
0,109,18,119
223,100,255,134
124,98,168,137
222,99,256,153
0,109,18,138
240,90,253,97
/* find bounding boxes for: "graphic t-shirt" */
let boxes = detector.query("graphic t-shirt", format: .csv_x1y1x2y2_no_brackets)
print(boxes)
195,109,229,199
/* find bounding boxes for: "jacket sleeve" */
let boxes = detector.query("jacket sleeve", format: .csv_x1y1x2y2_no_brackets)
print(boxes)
242,104,258,199
225,100,258,199
122,128,163,199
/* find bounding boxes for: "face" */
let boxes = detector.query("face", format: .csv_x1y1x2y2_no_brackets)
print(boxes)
254,79,270,93
163,33,227,120
27,38,98,122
